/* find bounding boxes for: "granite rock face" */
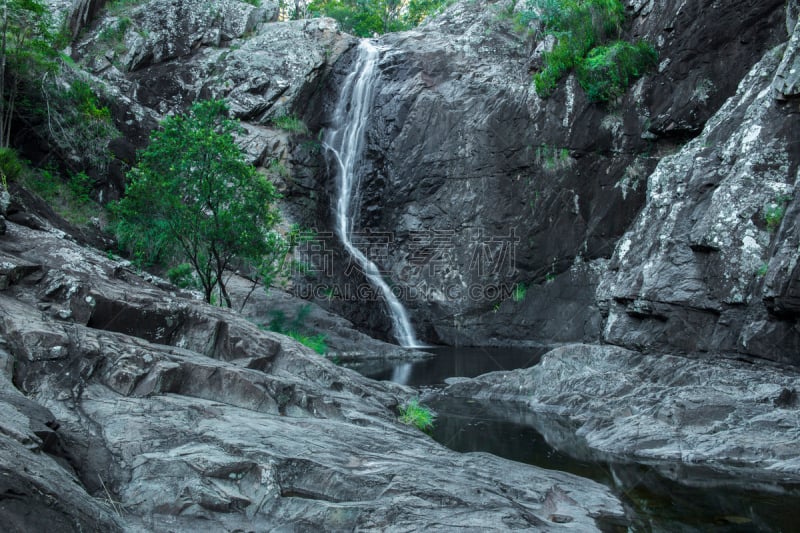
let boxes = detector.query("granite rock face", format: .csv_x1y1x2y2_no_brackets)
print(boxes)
0,216,625,530
66,0,352,201
597,21,800,365
305,0,786,346
442,344,800,480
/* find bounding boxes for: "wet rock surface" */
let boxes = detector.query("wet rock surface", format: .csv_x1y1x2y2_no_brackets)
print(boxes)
302,0,787,346
442,344,800,480
0,219,625,530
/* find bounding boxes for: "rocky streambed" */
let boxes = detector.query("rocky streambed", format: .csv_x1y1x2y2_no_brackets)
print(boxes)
0,213,626,531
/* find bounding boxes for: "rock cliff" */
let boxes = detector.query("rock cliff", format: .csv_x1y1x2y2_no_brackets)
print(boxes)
598,8,800,365
305,0,789,349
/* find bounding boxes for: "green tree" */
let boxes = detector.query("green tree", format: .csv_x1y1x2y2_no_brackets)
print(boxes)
114,99,291,307
0,0,58,147
308,0,445,36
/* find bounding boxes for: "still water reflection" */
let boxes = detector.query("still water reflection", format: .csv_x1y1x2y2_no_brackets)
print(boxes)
426,396,800,532
349,346,547,386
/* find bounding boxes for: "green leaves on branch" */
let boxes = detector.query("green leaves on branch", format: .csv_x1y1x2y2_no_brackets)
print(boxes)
577,40,657,102
308,0,449,37
113,99,296,308
526,0,657,103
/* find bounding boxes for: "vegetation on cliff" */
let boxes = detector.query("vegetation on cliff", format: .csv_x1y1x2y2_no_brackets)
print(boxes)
523,0,657,102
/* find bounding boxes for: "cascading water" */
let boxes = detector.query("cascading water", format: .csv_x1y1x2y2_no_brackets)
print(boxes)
324,40,422,348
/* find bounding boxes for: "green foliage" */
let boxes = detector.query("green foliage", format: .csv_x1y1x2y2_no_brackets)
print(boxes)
266,305,328,355
272,114,309,134
0,147,24,184
512,283,527,302
398,399,436,433
98,16,131,49
511,284,525,303
285,331,328,355
524,0,656,102
764,195,791,232
166,263,197,288
756,263,768,277
23,167,98,225
113,99,289,307
106,0,142,16
68,80,112,121
577,40,657,102
68,171,94,204
535,144,572,171
0,0,60,148
308,0,449,36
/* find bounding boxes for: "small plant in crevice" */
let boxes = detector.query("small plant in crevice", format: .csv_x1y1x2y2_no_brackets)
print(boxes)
535,144,572,171
763,194,792,232
756,263,769,277
512,282,527,302
398,398,436,433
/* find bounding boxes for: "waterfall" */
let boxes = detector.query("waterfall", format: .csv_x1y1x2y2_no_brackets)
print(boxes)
324,41,422,348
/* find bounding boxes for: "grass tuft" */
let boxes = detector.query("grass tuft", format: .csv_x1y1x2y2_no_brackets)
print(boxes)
398,398,436,432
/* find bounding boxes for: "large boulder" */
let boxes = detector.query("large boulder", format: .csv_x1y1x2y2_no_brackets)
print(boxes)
442,344,800,480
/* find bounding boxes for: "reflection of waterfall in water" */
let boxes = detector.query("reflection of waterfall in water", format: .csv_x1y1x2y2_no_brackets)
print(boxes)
389,362,414,385
324,40,422,348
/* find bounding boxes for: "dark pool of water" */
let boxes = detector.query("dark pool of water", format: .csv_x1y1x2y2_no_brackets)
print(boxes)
357,348,800,532
348,345,547,386
426,397,800,532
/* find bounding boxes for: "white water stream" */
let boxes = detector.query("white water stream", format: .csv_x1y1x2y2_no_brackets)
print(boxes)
324,41,422,348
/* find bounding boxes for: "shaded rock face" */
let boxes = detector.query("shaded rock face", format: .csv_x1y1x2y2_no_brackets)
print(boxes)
0,218,625,530
442,344,800,481
308,0,786,345
69,0,351,201
598,23,800,365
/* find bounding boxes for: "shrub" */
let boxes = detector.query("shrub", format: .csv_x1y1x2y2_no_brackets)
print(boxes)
398,398,436,432
166,263,197,288
69,80,112,121
271,114,309,135
24,167,98,225
530,0,625,98
526,0,656,101
0,147,24,185
577,40,658,102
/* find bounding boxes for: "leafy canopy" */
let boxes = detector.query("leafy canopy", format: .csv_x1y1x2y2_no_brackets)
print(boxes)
114,99,292,307
0,0,60,147
307,0,450,37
